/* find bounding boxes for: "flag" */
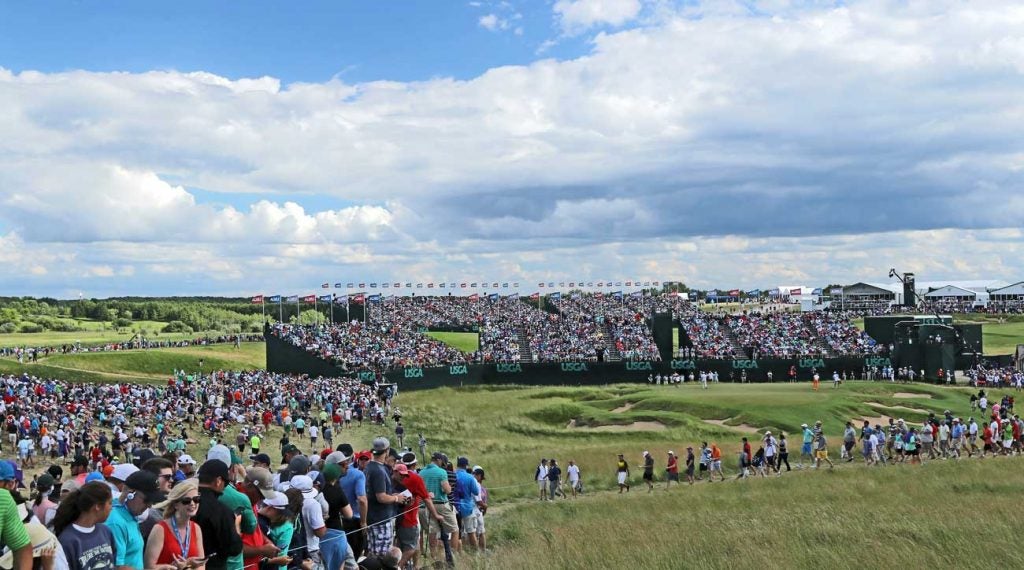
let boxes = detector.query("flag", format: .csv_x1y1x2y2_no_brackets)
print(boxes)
747,289,761,296
653,281,660,286
382,283,390,288
417,283,423,288
469,293,480,301
251,295,263,304
502,283,509,288
729,289,740,297
286,295,299,303
587,282,593,287
301,295,315,303
449,283,456,288
351,294,365,304
505,293,517,299
597,282,604,287
539,283,545,288
406,283,413,288
491,282,498,288
358,283,365,288
321,283,329,289
346,283,354,288
318,294,332,303
790,288,802,296
547,282,554,288
335,295,348,305
570,292,580,299
612,291,623,300
708,290,718,297
569,282,575,288
428,283,434,288
370,283,377,288
471,282,478,287
334,283,343,288
268,295,282,303
615,281,622,286
488,293,499,301
559,282,565,287
812,288,823,295
393,282,400,288
630,291,643,298
595,292,604,299
625,281,632,286
831,287,843,295
549,291,561,300
530,292,540,300
461,283,468,288
513,282,519,288
368,294,382,303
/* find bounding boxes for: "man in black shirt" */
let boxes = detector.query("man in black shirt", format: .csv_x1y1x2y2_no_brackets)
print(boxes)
194,459,243,570
319,462,355,570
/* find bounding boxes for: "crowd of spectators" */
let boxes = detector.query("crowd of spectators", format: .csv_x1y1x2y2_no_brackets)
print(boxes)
0,334,262,362
804,312,883,356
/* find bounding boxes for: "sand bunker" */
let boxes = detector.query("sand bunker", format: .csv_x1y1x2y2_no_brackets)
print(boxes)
611,402,636,413
867,402,929,414
859,414,896,427
567,419,667,431
703,418,762,434
894,392,932,399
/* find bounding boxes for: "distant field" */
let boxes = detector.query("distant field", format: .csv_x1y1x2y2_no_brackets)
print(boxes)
0,343,265,383
426,331,479,353
0,326,216,348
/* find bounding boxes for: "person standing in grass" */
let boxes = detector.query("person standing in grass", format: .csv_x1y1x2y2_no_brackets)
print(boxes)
546,458,564,499
776,433,791,472
698,443,711,481
566,460,581,498
615,454,630,493
735,438,751,480
813,432,834,470
709,444,725,482
535,459,549,501
842,422,856,462
665,451,680,489
685,448,695,485
799,424,813,469
642,452,655,492
763,432,779,475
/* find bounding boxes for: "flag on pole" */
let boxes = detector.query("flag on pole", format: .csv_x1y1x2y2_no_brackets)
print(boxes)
346,283,354,288
428,283,434,288
251,295,263,304
406,283,413,288
318,294,332,303
335,295,348,304
549,291,561,300
461,283,467,288
370,283,378,288
321,283,329,289
790,288,802,296
539,283,545,288
502,283,509,288
268,295,282,303
612,291,623,300
492,282,498,288
301,295,315,303
352,294,365,304
416,283,423,288
530,292,540,300
470,282,478,288
334,283,343,288
547,282,554,288
488,293,499,301
513,282,519,288
358,283,365,288
439,283,446,288
468,293,480,301
382,283,390,288
368,294,382,303
286,295,299,303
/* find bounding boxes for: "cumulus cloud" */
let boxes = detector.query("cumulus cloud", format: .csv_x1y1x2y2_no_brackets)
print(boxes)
478,14,508,31
1,0,1024,294
553,0,642,33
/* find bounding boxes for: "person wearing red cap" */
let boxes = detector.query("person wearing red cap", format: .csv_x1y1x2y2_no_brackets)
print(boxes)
390,461,439,570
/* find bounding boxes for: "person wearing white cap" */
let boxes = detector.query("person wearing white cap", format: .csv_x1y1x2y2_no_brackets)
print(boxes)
175,455,197,482
291,475,328,566
763,431,778,475
665,452,679,489
107,463,140,494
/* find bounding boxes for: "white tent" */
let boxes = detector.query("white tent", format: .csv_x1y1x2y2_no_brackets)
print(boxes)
924,285,977,299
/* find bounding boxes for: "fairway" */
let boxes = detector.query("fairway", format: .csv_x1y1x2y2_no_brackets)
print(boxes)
425,331,479,353
0,342,265,383
0,327,228,348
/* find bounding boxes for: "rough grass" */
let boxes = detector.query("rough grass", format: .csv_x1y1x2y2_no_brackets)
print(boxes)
0,325,220,348
977,321,1024,355
0,343,265,383
424,331,479,353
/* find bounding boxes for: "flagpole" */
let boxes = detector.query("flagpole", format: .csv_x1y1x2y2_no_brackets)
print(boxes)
314,296,318,324
330,294,335,324
278,298,282,323
296,297,300,324
261,297,265,323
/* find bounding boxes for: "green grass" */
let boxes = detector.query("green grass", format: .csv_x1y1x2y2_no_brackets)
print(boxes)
425,331,479,353
0,343,265,383
976,321,1024,355
387,382,1024,569
0,326,217,348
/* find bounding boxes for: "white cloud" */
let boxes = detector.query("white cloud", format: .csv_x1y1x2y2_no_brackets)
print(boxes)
1,0,1024,294
554,0,642,33
479,14,508,31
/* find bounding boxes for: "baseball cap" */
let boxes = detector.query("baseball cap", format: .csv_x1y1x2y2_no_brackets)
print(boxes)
338,443,355,457
472,466,485,480
324,451,349,466
245,467,279,499
0,461,14,481
668,451,675,455
85,472,105,483
207,445,232,468
371,437,390,454
800,423,808,428
110,464,139,482
262,493,289,509
457,456,470,467
177,454,197,466
250,453,272,466
282,444,300,456
290,475,316,498
431,451,446,462
124,471,166,504
400,452,417,466
393,464,410,476
321,463,342,483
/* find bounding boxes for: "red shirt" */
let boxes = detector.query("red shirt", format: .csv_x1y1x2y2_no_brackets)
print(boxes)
667,456,678,474
399,472,429,528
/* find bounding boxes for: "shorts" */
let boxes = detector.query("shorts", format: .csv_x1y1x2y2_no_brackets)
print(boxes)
396,525,419,551
642,472,654,482
815,450,828,459
428,503,459,536
666,472,679,482
686,465,695,476
801,443,812,455
297,428,304,435
711,460,722,471
617,472,628,485
538,480,548,492
1003,439,1013,449
699,463,708,472
366,520,394,556
464,512,485,535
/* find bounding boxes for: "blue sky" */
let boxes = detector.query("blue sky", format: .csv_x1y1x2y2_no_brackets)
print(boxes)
0,1,588,84
0,0,1022,298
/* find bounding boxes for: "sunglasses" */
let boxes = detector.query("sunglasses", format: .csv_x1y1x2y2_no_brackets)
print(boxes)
158,474,174,481
178,497,201,506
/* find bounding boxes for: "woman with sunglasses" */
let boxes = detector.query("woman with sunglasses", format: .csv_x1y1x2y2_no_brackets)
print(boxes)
144,480,207,570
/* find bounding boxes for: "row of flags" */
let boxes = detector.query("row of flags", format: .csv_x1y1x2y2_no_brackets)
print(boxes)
705,287,831,298
251,290,649,305
307,281,666,289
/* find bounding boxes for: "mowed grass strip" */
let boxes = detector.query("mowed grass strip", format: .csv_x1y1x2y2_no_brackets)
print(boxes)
39,343,266,378
425,331,479,353
470,458,1024,570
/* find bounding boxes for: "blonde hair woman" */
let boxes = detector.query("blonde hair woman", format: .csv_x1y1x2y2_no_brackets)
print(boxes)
144,480,206,570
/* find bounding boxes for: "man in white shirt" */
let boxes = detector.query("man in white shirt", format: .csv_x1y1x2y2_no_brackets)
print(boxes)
535,459,549,501
566,460,581,498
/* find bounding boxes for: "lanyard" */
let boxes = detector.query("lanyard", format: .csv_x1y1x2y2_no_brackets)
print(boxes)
170,516,192,558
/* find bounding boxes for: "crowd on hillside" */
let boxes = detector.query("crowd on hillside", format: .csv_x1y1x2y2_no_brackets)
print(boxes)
1,334,263,362
0,370,490,570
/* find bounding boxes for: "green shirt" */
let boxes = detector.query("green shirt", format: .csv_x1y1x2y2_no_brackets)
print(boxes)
219,485,257,570
419,463,448,503
0,490,29,553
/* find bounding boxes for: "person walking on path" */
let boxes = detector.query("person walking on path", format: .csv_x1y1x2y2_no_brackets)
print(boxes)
615,454,630,493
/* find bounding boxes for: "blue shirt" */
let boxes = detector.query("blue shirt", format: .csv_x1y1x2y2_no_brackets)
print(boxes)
106,499,145,569
454,470,480,517
340,468,366,520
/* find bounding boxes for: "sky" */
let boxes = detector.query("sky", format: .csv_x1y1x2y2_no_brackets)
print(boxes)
1,0,1023,298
